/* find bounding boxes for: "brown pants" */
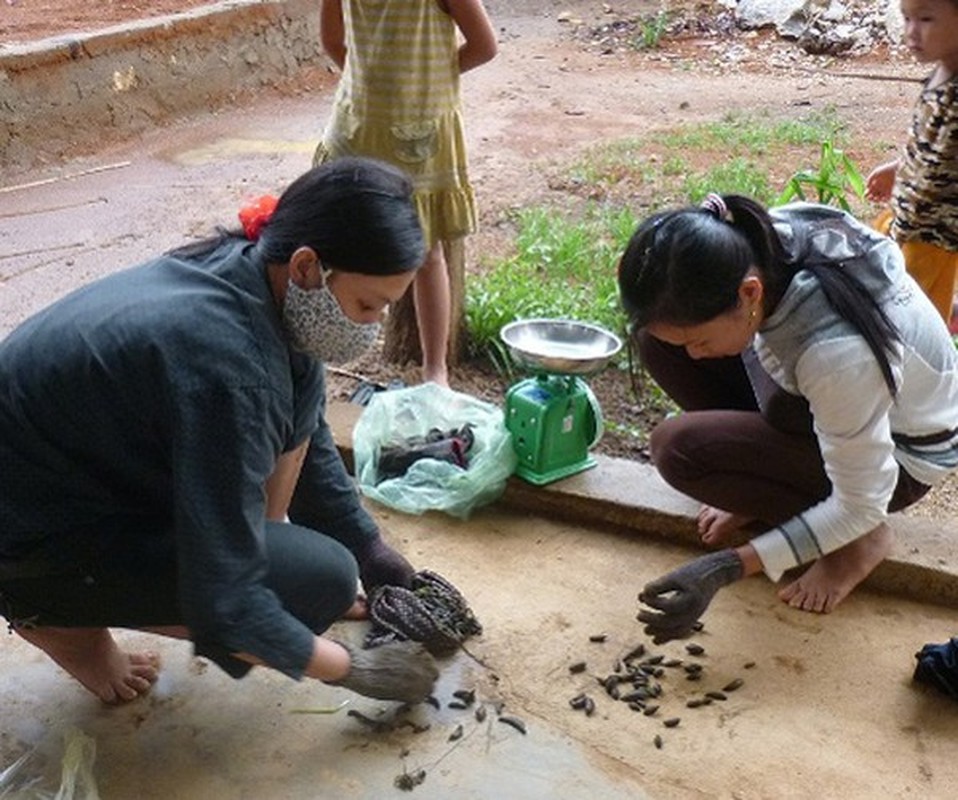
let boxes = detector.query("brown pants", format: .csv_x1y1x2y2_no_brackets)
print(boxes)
638,332,930,526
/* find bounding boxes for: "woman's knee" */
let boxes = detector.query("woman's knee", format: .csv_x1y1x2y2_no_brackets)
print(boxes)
321,544,361,609
264,522,359,631
649,415,703,487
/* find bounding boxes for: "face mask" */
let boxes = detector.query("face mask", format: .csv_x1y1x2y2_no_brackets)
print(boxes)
282,276,381,365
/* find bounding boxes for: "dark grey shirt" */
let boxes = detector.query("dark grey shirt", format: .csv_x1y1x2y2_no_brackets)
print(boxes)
0,239,378,678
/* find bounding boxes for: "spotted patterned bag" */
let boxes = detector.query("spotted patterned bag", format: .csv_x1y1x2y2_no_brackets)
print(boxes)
365,570,482,656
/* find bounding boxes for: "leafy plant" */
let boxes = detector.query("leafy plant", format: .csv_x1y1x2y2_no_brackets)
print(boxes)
633,11,669,50
776,140,865,212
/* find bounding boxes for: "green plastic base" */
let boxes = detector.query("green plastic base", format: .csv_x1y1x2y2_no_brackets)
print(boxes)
505,374,602,486
514,453,597,486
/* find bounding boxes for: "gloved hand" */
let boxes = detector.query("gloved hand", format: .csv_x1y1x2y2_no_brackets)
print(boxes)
637,549,744,644
330,640,439,704
355,535,415,594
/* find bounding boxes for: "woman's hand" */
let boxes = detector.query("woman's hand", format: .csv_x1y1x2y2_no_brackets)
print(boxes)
637,549,744,643
355,534,415,594
328,640,439,703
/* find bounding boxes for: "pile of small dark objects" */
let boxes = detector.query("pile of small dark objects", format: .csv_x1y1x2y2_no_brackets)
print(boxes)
566,628,754,750
344,685,527,793
348,628,755,791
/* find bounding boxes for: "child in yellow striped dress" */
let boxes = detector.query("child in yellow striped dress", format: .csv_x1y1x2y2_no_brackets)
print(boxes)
315,0,498,385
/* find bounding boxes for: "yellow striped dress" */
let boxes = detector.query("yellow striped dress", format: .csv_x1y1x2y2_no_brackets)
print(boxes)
315,0,477,246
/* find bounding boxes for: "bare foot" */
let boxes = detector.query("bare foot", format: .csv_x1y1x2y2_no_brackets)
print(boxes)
698,505,753,546
777,524,894,613
14,626,160,704
343,596,369,620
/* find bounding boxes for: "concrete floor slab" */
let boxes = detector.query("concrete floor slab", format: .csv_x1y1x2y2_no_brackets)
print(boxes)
2,4,958,797
3,504,957,798
2,625,648,799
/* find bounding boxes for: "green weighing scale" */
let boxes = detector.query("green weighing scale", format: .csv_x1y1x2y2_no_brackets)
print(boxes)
500,319,623,485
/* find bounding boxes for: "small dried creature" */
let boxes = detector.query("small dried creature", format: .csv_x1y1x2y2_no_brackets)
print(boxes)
498,715,528,735
394,769,427,791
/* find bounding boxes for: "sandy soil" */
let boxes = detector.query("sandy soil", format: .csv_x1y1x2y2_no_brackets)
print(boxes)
0,0,217,41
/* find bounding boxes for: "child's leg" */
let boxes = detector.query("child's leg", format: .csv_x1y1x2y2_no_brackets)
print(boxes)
899,239,958,323
412,241,451,386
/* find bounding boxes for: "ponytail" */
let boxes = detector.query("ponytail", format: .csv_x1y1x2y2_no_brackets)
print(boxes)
618,193,901,395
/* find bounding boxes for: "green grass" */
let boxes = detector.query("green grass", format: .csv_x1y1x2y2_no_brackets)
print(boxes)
464,107,869,393
681,157,774,205
563,108,853,209
632,11,670,50
656,108,846,154
465,204,636,373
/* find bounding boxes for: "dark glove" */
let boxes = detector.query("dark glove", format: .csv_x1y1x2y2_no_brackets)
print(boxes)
330,640,439,704
637,549,743,644
355,535,415,594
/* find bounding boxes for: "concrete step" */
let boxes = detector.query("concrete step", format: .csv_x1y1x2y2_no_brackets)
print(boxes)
1,0,325,172
327,400,958,610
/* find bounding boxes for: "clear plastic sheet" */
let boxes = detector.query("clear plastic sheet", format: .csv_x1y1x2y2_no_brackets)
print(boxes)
0,728,99,800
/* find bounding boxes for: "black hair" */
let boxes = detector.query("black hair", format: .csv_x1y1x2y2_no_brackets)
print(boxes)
617,194,901,395
170,156,425,275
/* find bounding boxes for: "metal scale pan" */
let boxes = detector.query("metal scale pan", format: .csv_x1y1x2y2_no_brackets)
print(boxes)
499,318,622,375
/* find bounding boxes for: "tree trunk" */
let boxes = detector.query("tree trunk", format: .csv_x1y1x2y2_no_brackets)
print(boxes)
382,238,465,368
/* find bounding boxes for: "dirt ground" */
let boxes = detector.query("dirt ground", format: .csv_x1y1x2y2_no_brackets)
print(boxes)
0,0,218,41
3,0,956,520
2,3,958,797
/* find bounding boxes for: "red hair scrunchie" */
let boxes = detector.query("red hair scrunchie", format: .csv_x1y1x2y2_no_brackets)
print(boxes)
238,194,279,241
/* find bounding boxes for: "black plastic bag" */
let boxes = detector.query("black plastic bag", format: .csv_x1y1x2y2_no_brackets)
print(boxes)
913,637,958,700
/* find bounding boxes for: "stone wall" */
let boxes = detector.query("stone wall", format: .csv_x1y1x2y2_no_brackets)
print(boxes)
0,0,323,172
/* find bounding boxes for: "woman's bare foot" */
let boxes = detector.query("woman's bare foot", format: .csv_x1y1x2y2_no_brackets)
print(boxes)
343,596,369,620
14,626,160,704
777,523,894,613
698,505,753,546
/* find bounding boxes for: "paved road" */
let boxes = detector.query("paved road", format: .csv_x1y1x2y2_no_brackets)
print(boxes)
1,90,330,336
